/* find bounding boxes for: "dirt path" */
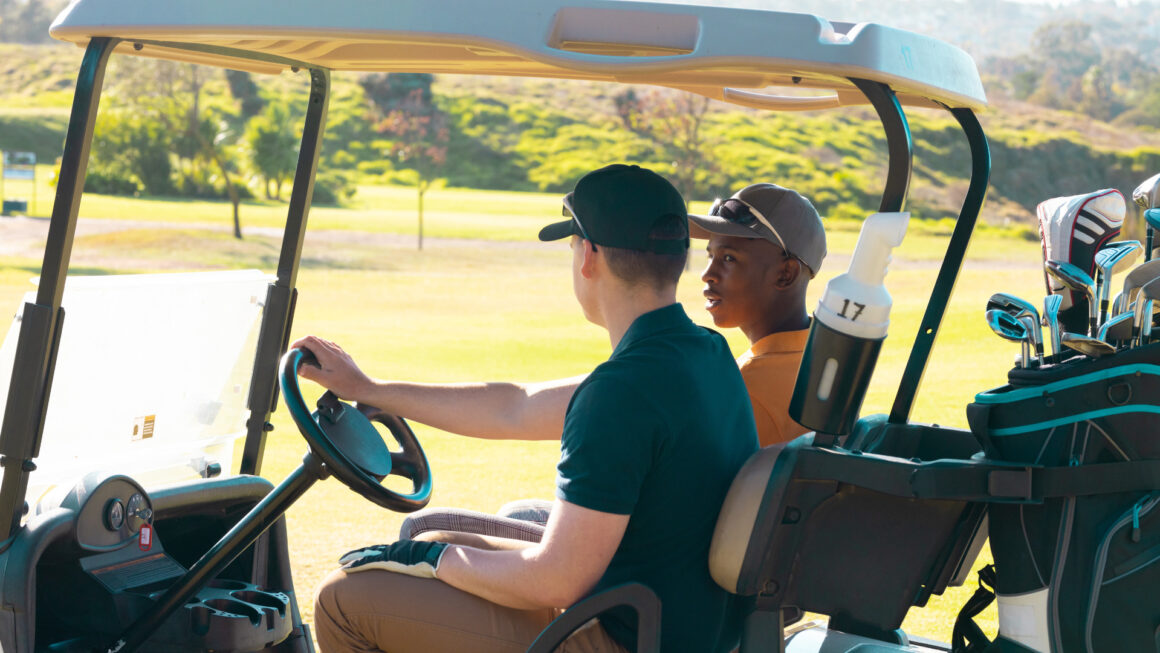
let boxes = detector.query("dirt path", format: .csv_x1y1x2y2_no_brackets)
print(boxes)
0,215,555,256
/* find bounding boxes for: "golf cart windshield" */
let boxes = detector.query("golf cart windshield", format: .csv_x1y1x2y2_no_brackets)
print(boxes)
0,271,272,504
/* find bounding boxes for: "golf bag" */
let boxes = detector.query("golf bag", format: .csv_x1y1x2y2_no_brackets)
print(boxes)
1037,189,1125,335
965,344,1160,653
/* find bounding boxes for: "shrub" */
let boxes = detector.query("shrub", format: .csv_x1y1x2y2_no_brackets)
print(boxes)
313,169,356,206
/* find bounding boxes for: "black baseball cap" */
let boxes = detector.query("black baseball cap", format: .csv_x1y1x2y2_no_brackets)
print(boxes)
538,164,689,255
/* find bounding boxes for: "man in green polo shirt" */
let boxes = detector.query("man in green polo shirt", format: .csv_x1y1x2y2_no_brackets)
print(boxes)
298,164,758,652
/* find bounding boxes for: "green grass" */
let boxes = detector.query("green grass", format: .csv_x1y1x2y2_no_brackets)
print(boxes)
11,164,1037,263
0,188,1049,643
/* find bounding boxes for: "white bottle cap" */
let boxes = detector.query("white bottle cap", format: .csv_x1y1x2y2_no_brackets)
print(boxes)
813,212,909,340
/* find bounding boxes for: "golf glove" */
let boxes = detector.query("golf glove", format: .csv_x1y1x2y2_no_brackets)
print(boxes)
339,540,448,579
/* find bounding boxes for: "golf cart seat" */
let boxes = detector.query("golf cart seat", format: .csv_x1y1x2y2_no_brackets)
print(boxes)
709,417,989,651
527,417,990,653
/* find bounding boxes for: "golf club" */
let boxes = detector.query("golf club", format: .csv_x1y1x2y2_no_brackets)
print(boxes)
987,293,1042,364
1044,293,1062,358
1134,277,1160,347
1098,310,1134,346
1120,258,1160,311
1095,241,1142,325
1045,259,1097,336
1147,210,1160,262
1061,332,1117,358
986,309,1031,369
1142,300,1155,346
1133,172,1160,261
1015,314,1044,366
1111,291,1126,317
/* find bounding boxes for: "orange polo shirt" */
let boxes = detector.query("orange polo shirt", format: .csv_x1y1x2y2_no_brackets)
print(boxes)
737,328,810,447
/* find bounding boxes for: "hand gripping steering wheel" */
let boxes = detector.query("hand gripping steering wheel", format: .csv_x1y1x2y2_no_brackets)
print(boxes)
279,347,432,512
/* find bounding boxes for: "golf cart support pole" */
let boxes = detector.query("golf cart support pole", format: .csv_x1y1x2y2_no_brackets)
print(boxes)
889,109,990,425
241,68,330,476
795,78,910,448
851,78,912,214
0,37,116,541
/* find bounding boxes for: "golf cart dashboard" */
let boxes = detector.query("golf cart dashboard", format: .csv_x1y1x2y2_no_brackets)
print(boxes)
41,473,155,552
22,474,299,651
32,473,189,600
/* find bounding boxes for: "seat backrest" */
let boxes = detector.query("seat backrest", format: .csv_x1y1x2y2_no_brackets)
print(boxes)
710,420,988,641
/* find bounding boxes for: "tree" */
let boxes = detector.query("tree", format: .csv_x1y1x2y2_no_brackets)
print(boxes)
244,102,298,200
985,19,1159,122
360,72,434,115
613,88,714,202
1031,21,1100,81
373,86,448,250
0,0,63,43
105,58,247,238
225,70,265,120
88,110,174,195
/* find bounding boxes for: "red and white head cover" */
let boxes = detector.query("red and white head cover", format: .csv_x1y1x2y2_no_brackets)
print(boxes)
1038,189,1125,310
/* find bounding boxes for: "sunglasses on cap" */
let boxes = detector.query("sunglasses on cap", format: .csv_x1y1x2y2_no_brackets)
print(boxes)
561,193,596,245
709,197,813,276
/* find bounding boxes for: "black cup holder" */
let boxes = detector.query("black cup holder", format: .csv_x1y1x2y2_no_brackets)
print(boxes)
203,598,264,625
163,580,292,650
206,579,249,591
232,590,289,615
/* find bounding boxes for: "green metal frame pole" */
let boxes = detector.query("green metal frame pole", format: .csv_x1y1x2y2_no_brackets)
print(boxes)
240,68,330,476
0,37,117,541
851,78,912,213
889,109,990,424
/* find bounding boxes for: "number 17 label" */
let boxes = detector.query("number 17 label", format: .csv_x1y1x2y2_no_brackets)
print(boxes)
839,298,866,321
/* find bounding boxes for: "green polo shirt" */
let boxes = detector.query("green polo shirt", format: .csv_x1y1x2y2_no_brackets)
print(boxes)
556,303,758,653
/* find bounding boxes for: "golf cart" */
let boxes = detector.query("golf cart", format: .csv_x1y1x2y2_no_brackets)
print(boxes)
3,1,1155,651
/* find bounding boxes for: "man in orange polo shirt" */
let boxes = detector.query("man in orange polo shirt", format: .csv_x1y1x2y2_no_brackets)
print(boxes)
691,183,827,446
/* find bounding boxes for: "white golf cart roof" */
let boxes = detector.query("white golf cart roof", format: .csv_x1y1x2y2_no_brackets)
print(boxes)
50,0,986,111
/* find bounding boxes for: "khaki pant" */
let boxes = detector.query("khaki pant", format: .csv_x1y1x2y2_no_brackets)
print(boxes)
314,568,629,653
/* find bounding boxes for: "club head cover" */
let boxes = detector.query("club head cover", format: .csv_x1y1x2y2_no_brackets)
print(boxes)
1133,173,1160,210
1038,189,1124,326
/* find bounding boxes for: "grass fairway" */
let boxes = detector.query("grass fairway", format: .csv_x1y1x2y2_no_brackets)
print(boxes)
0,187,1054,645
16,168,1037,260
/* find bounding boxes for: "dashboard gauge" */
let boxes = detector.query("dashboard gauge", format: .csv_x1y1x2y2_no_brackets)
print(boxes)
104,498,125,531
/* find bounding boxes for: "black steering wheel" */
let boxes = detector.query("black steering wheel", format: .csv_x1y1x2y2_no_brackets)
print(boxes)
279,347,432,512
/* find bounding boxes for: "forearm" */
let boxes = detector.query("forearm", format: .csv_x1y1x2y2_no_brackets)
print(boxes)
291,335,581,440
433,500,623,610
353,376,581,441
436,544,587,610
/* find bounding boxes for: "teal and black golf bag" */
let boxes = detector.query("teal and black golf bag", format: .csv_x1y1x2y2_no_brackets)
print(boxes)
966,345,1160,653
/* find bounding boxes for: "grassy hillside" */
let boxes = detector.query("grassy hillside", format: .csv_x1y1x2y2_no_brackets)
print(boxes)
0,44,77,107
0,110,66,161
3,43,1160,237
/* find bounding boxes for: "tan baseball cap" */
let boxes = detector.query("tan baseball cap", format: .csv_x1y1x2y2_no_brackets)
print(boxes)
689,183,826,276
